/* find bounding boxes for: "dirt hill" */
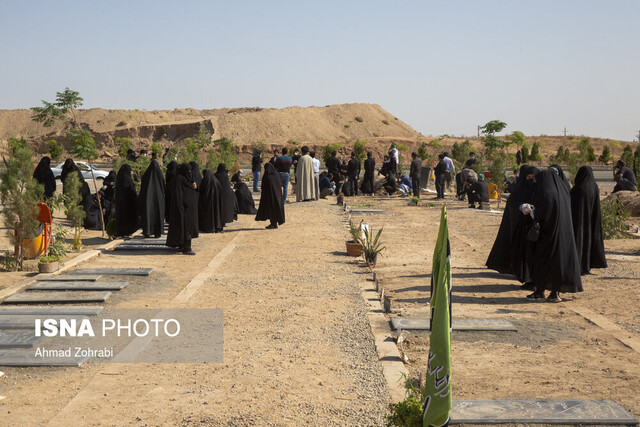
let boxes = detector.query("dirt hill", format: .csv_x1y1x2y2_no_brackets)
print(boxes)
0,103,636,164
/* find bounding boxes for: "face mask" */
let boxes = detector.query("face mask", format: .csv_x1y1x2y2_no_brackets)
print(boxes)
525,178,535,188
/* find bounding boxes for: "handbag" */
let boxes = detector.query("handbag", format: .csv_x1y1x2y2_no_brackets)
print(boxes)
526,218,540,242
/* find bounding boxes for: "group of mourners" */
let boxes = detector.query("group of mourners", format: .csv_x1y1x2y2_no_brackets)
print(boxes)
486,163,611,302
31,151,287,256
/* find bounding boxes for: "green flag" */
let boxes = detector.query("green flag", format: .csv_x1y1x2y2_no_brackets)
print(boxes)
423,205,452,427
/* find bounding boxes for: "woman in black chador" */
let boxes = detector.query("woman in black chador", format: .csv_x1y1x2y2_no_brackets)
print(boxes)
114,164,139,237
189,161,203,187
33,156,56,199
166,163,199,255
235,180,257,214
164,161,178,221
486,165,538,280
198,169,223,233
215,163,238,225
526,169,582,302
360,152,375,195
60,158,85,196
570,166,607,275
256,162,285,229
138,159,166,238
100,170,117,203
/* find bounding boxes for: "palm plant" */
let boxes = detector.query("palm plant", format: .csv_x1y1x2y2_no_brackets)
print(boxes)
361,226,385,267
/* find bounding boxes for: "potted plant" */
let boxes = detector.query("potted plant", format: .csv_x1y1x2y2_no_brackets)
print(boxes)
361,226,385,267
37,255,60,273
345,221,364,256
38,226,67,273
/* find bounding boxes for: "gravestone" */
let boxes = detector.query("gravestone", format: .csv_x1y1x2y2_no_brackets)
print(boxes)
3,291,112,304
0,306,102,316
0,331,43,348
450,400,638,425
390,317,517,332
69,268,154,276
37,274,101,282
28,281,128,291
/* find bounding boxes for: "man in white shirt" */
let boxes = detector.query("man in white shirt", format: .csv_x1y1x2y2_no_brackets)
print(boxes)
311,151,321,201
442,152,455,192
389,144,399,165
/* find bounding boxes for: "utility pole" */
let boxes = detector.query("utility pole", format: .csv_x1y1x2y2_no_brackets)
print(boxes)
563,127,567,137
477,125,481,138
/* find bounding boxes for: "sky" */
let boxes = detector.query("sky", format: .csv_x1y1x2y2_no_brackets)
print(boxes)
1,0,639,141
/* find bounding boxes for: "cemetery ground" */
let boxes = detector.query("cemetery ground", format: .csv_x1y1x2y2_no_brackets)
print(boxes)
0,187,638,425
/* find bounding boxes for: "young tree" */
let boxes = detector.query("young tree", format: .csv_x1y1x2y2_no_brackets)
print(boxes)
45,140,65,163
508,131,526,148
116,137,132,158
530,142,542,162
31,87,83,128
520,143,530,164
481,120,507,136
67,128,105,236
599,145,612,164
63,172,85,251
353,139,368,163
0,138,44,270
621,144,634,165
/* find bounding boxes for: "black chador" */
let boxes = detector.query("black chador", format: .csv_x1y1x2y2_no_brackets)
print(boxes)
198,169,224,233
61,158,85,196
360,157,375,194
486,165,538,280
189,161,202,187
235,181,257,214
165,161,178,221
570,166,607,275
114,164,139,237
33,156,56,199
138,159,166,238
215,164,238,225
531,169,582,294
256,162,285,229
166,163,199,254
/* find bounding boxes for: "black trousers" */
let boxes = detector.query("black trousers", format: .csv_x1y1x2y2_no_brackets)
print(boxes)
435,174,445,198
412,177,420,197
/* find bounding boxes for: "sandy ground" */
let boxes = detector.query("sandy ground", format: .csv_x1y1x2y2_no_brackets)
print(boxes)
0,179,639,425
348,189,640,423
0,197,389,426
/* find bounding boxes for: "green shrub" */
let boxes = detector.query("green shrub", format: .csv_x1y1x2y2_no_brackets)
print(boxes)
106,218,117,239
117,120,127,127
46,140,65,162
321,143,343,163
117,137,132,158
354,116,363,122
386,378,424,427
382,119,390,125
353,139,368,163
151,142,163,159
601,199,631,239
621,144,634,165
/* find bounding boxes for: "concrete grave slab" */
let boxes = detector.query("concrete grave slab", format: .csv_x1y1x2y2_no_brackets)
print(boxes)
0,306,102,316
114,245,177,251
0,316,88,330
350,208,385,214
0,350,88,366
37,274,101,282
69,268,154,276
122,239,167,246
0,331,44,348
450,399,638,425
3,291,112,304
391,317,517,332
28,281,128,291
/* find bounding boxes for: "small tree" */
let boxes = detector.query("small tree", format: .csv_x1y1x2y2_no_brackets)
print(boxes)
417,142,431,162
205,137,239,173
0,138,44,270
621,144,634,165
520,144,530,163
31,87,83,128
67,128,105,236
575,136,596,163
116,137,132,158
481,120,507,136
508,131,526,149
353,139,368,163
63,172,85,251
45,140,65,163
530,142,542,162
321,143,342,164
451,139,472,163
599,145,612,164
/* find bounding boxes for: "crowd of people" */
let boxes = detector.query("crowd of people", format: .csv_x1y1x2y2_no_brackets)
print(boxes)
486,163,613,302
31,150,287,256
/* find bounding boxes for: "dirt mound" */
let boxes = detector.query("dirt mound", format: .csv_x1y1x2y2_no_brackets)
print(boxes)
604,191,640,217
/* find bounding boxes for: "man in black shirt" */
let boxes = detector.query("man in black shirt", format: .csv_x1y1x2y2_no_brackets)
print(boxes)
251,148,262,192
346,152,361,196
409,152,422,198
613,160,637,192
434,154,447,199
